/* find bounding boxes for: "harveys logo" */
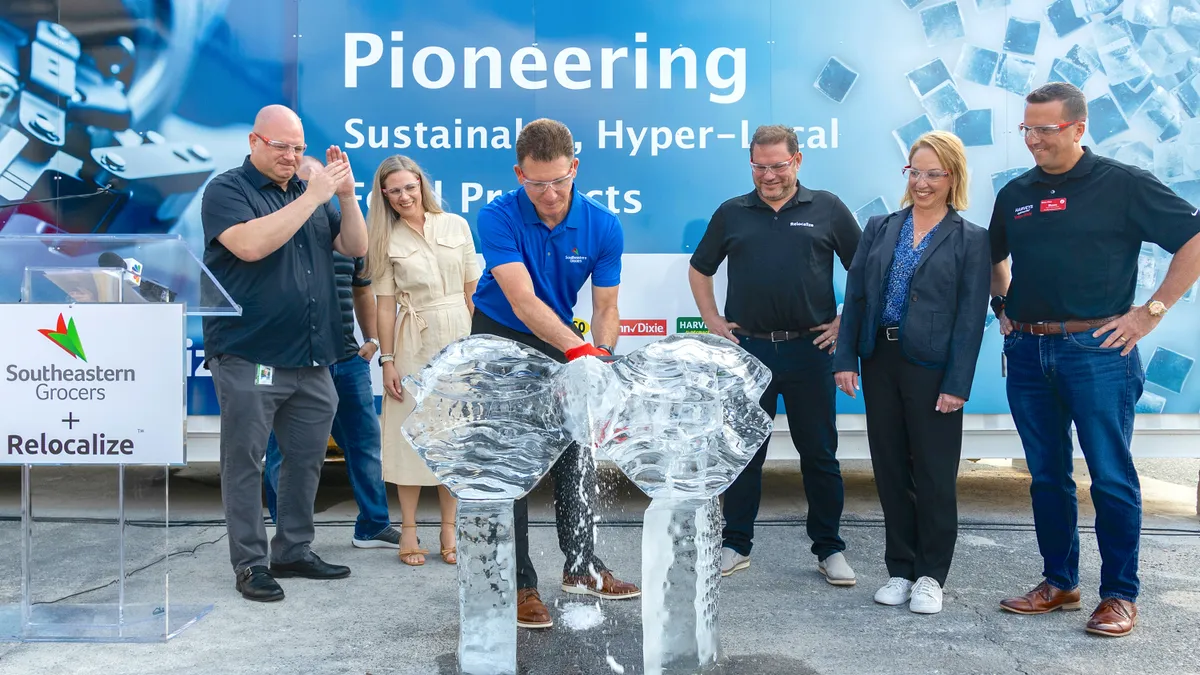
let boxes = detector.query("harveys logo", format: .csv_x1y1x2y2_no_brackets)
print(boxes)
572,318,590,335
620,319,667,336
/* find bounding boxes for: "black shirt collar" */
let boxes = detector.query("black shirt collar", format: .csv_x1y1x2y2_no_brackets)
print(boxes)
742,181,814,210
241,155,301,190
1024,146,1098,186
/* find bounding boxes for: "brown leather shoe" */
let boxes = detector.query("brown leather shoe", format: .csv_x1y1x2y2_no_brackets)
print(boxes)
1086,598,1137,637
561,570,641,599
516,588,552,629
999,581,1083,615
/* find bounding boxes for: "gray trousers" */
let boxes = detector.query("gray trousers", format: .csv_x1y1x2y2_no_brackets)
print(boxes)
209,354,337,572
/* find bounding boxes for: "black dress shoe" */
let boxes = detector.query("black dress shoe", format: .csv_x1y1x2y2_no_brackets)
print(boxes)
236,565,284,602
269,552,351,579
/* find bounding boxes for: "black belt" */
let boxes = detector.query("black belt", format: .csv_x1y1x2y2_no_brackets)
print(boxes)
878,326,900,341
733,329,814,342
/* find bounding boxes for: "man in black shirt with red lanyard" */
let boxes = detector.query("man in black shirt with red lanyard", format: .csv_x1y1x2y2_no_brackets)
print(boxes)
991,83,1200,637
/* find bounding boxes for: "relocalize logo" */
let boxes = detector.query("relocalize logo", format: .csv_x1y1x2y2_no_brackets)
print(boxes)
39,313,86,361
8,432,134,456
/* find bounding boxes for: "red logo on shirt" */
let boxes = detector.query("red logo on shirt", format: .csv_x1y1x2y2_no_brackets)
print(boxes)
1040,198,1067,212
620,320,668,336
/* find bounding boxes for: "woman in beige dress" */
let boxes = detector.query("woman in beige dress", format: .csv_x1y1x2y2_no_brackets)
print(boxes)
365,155,481,566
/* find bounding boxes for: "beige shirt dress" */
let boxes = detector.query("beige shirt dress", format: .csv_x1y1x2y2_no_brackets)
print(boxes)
376,211,482,486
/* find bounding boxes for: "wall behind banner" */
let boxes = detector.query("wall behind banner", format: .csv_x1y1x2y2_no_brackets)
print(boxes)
1,0,1198,417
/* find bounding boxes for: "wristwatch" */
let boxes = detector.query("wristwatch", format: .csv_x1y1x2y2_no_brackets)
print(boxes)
379,353,394,365
990,295,1006,318
367,337,380,349
1147,300,1168,318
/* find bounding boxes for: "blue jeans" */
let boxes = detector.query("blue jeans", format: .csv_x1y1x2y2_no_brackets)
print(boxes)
264,354,392,541
722,334,845,559
1004,329,1144,602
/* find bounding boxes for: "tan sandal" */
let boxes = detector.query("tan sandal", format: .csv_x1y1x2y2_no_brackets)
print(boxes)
440,522,457,565
399,547,429,566
399,529,427,566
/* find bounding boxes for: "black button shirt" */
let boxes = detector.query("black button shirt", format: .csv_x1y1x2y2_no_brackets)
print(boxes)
990,147,1200,322
690,182,861,333
201,156,344,368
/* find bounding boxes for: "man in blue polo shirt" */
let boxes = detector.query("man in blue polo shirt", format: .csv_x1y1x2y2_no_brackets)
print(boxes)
472,118,640,630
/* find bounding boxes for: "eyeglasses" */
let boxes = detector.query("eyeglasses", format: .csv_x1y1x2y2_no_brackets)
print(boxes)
383,182,421,198
1017,120,1081,138
903,166,951,182
750,157,796,175
522,170,575,194
253,132,306,155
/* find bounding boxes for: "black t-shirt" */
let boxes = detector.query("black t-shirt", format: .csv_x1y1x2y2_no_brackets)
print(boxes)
990,147,1200,322
201,156,344,368
689,183,861,333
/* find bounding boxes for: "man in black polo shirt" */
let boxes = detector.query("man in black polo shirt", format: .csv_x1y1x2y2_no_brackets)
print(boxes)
201,105,369,602
991,83,1200,637
689,124,861,585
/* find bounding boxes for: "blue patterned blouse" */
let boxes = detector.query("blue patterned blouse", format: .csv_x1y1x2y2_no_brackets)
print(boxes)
882,212,939,327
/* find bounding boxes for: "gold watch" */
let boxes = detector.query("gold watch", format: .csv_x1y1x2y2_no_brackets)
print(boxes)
1147,300,1168,318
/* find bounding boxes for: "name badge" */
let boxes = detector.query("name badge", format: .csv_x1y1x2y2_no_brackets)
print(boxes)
1040,198,1067,212
255,364,274,386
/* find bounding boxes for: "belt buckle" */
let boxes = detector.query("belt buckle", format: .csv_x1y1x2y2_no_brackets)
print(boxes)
770,330,787,343
885,327,899,341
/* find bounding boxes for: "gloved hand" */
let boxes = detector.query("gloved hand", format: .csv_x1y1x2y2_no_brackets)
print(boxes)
565,343,611,361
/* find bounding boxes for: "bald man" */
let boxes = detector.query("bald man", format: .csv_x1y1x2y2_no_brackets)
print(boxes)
201,105,368,602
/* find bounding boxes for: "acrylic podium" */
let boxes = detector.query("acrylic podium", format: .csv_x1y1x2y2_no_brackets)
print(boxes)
0,234,239,642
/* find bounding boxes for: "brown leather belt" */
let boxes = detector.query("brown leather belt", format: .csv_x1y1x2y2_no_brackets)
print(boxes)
1010,315,1120,336
734,329,814,342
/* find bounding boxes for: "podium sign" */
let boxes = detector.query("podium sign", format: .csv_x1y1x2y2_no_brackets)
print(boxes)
0,303,185,466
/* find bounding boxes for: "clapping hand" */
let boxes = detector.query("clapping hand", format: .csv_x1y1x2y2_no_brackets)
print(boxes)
325,146,356,198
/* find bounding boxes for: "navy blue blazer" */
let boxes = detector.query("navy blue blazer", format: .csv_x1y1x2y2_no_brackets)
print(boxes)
832,207,991,400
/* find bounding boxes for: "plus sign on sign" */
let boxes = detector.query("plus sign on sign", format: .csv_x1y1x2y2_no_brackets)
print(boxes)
0,304,185,465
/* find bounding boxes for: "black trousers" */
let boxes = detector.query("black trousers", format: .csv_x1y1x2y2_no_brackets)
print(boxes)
470,310,605,590
722,334,846,559
860,336,963,586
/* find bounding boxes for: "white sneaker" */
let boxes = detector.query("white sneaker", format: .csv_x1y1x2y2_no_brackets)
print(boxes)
817,552,856,586
720,547,750,577
909,576,943,614
874,577,914,606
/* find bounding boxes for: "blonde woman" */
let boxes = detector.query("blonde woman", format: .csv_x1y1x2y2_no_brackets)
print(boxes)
833,131,990,614
366,156,481,566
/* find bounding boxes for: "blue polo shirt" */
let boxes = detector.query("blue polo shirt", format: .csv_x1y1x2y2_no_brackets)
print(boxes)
473,186,623,334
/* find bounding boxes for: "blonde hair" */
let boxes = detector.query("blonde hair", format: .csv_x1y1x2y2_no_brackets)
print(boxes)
364,155,443,284
901,131,970,212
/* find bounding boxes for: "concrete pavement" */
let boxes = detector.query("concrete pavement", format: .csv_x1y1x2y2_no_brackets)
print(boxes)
0,459,1197,675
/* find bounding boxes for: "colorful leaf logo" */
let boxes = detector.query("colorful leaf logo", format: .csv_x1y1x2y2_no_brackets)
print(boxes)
38,313,86,361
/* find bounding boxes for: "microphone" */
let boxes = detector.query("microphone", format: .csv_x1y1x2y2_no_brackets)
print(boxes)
95,252,176,302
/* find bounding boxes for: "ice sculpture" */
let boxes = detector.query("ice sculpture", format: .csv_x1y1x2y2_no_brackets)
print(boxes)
598,334,773,675
401,336,576,675
402,333,772,675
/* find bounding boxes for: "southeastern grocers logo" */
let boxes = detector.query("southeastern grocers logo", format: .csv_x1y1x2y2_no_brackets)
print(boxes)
39,313,87,361
620,319,667,336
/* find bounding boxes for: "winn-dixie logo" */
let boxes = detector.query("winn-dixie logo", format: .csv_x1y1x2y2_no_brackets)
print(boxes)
676,317,709,333
620,319,667,336
39,314,86,361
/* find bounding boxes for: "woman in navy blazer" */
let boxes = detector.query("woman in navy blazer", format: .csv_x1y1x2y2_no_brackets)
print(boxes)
833,131,990,614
